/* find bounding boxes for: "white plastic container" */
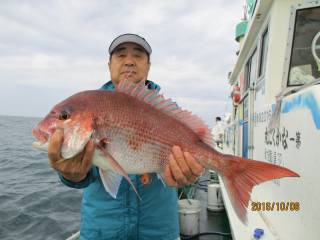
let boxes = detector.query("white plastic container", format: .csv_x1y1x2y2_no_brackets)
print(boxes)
207,183,225,211
178,199,201,236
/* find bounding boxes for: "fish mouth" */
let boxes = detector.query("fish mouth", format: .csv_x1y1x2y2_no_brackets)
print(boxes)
32,141,49,151
32,127,49,144
32,127,50,151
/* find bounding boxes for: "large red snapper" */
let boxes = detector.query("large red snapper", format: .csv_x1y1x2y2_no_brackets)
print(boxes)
32,79,299,223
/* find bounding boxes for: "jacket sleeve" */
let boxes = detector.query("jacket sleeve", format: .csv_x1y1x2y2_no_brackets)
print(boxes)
58,167,99,189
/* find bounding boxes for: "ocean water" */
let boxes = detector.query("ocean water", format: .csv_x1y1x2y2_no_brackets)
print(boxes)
0,115,82,240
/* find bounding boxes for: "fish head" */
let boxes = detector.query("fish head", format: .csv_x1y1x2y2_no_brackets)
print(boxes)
32,94,94,159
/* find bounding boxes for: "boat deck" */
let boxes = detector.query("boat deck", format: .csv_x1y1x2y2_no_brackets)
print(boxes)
191,173,232,240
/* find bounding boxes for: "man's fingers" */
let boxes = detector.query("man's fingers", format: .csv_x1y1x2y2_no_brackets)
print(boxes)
169,154,188,185
48,128,64,162
172,146,193,179
163,165,178,187
184,151,204,177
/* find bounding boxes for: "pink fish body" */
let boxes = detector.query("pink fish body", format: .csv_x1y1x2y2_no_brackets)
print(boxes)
32,80,299,223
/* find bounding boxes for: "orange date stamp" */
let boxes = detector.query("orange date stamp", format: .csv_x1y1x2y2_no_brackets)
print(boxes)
251,202,300,211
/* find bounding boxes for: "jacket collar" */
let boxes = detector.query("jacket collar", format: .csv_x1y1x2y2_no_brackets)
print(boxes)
100,80,161,91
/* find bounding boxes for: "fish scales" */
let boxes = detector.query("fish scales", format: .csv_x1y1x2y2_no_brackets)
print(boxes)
89,91,201,173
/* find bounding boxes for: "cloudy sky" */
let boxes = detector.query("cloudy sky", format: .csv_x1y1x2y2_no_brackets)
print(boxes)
0,0,243,127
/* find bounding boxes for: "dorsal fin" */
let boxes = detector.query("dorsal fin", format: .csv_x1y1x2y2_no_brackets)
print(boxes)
116,79,214,147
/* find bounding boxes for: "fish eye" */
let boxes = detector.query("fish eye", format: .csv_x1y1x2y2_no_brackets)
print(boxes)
58,110,70,121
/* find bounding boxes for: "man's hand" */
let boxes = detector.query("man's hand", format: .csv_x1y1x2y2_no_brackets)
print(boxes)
48,128,95,183
163,145,204,188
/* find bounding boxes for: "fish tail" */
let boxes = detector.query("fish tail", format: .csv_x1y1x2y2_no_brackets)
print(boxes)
206,153,299,224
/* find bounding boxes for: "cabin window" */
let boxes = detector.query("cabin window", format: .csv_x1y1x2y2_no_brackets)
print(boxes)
243,96,249,121
245,48,258,91
288,7,320,86
259,28,269,77
242,96,249,158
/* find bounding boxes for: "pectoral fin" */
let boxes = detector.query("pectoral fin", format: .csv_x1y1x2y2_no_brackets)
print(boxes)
99,168,123,198
97,145,141,200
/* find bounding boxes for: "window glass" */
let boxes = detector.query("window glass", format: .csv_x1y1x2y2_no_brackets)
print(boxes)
249,49,258,85
288,7,320,86
244,61,251,91
245,48,258,90
243,96,249,121
259,29,269,77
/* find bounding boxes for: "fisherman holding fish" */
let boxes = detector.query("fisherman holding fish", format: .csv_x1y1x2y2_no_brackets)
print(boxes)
47,34,204,240
33,33,299,240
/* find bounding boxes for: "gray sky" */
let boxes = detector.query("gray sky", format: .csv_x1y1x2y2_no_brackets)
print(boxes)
0,0,243,127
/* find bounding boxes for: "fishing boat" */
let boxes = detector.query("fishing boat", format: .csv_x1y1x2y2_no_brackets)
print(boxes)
221,0,320,239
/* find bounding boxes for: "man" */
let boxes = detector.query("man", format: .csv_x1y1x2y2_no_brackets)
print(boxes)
48,33,204,240
212,116,224,148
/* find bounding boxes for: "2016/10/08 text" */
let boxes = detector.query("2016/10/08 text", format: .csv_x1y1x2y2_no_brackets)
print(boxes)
251,202,300,211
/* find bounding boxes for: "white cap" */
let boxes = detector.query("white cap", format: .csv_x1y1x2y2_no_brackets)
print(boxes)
108,33,152,55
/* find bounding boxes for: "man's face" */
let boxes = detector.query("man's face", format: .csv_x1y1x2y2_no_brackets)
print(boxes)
108,42,150,85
